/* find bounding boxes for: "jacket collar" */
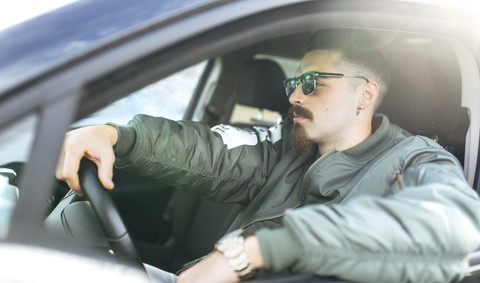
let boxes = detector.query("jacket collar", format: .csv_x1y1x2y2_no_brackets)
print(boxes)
337,113,394,163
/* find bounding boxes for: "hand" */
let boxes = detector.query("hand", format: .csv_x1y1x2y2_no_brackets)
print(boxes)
56,125,118,195
177,251,239,283
177,236,264,283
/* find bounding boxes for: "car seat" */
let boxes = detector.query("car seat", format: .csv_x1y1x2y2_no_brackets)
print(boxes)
377,52,468,165
232,58,290,127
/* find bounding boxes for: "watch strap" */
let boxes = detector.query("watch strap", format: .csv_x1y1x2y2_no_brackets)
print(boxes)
215,229,256,280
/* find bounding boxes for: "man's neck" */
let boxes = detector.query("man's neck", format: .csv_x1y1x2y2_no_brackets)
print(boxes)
317,118,373,155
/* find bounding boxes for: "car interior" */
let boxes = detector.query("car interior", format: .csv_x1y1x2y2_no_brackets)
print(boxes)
1,0,480,281
38,26,480,282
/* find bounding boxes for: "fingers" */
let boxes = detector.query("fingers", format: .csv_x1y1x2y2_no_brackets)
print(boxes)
64,149,85,193
96,150,115,190
56,137,85,194
56,125,118,195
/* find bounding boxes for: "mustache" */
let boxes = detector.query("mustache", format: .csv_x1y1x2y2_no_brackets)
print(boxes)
288,105,313,121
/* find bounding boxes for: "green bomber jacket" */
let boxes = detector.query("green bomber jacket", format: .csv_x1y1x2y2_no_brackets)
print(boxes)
111,113,480,282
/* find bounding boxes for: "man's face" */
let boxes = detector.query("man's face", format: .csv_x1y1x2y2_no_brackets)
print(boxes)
288,50,363,155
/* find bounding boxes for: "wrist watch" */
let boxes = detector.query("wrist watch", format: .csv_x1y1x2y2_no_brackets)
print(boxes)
215,229,256,280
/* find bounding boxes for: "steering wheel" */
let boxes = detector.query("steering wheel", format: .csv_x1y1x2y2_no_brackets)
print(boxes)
78,158,145,271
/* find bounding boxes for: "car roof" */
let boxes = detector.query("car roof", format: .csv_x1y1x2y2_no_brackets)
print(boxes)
2,0,477,97
0,0,225,94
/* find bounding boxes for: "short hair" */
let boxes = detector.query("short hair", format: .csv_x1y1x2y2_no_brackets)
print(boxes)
304,29,390,109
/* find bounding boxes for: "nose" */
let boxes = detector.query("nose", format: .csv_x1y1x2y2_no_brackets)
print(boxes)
288,84,305,105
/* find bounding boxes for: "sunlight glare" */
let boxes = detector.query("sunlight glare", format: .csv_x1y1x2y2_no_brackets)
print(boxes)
0,0,79,31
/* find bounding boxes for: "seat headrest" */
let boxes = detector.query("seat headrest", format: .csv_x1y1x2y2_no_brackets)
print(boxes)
377,52,460,138
235,59,291,115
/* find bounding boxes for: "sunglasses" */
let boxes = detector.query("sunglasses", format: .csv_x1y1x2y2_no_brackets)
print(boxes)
283,71,370,98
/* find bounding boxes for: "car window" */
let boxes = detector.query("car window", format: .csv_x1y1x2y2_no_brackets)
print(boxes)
0,114,37,239
0,115,37,164
74,61,208,126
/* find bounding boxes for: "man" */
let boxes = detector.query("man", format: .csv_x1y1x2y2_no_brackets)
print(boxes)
56,30,480,282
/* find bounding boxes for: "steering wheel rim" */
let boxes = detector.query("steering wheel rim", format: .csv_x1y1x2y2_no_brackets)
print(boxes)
78,158,145,271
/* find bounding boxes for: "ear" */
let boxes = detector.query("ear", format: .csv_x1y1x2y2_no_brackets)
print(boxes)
358,82,379,110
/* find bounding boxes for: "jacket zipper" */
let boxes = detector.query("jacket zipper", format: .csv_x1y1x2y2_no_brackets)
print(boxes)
241,150,336,230
298,150,336,201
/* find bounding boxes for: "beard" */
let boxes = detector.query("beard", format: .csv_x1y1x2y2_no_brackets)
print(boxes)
288,105,314,156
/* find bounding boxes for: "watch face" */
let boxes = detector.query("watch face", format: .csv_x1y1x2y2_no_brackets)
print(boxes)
216,229,245,252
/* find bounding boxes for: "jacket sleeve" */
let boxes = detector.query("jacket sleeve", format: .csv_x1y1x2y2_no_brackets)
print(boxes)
110,114,287,204
256,149,480,282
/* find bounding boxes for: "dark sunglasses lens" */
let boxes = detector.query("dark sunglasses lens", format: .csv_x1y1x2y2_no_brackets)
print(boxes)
284,79,297,97
301,73,315,95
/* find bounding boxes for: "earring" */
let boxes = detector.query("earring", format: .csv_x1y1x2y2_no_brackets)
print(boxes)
356,105,363,116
